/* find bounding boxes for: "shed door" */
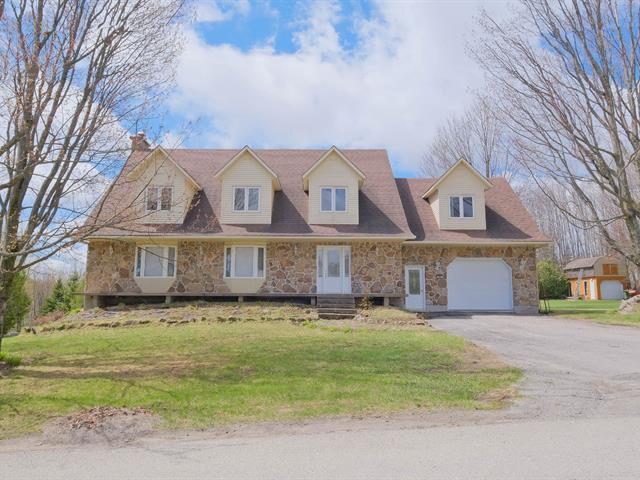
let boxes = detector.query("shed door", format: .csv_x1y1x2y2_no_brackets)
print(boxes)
600,280,624,300
447,258,513,311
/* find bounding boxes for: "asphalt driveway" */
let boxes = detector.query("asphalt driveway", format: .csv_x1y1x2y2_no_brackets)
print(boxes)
429,314,640,420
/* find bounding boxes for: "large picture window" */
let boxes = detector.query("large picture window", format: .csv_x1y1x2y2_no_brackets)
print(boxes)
224,246,265,278
146,186,173,211
320,187,347,212
135,246,176,278
449,195,474,218
233,187,260,212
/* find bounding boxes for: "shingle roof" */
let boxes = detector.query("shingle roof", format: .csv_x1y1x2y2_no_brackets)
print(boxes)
395,177,550,244
89,148,414,239
563,256,621,270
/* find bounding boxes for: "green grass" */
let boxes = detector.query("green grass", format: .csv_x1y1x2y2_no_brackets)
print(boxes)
0,351,21,367
0,315,520,440
543,299,640,327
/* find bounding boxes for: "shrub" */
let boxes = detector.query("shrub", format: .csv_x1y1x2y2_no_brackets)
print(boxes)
538,260,569,299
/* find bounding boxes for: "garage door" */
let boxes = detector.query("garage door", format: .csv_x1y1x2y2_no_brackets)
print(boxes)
447,258,513,311
600,280,624,300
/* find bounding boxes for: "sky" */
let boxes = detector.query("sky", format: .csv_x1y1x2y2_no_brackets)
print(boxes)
44,0,512,275
158,0,511,178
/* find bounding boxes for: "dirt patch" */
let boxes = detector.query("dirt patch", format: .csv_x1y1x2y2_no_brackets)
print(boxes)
42,406,159,445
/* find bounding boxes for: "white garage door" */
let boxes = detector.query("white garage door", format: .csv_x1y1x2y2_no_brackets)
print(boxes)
600,280,624,300
447,258,513,311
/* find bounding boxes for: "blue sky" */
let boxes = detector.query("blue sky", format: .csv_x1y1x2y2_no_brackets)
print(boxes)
154,0,508,177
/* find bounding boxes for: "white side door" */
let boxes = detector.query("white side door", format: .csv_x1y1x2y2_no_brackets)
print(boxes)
317,246,351,294
405,265,425,311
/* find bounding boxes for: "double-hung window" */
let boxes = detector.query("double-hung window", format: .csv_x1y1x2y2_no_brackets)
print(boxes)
146,186,173,212
224,246,265,278
233,187,260,212
135,246,176,278
320,187,347,212
449,195,474,218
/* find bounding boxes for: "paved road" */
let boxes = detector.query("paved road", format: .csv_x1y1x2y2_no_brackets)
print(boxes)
3,315,640,479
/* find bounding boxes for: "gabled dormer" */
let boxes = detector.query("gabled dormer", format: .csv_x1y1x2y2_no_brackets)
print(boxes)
214,146,281,225
126,146,201,224
303,147,366,225
422,158,492,230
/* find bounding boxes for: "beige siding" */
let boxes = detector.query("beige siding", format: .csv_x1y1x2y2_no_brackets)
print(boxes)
429,190,440,227
432,164,486,230
220,151,274,224
308,152,359,224
134,151,195,224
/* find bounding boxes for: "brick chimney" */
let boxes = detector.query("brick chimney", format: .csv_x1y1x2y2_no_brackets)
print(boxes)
130,131,151,152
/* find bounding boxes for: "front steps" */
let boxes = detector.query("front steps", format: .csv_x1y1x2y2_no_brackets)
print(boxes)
317,295,357,319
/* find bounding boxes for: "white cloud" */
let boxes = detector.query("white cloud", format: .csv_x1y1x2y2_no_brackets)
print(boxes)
173,0,509,175
195,0,250,23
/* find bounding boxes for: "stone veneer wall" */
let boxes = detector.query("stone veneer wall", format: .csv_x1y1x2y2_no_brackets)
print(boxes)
258,241,404,294
85,240,141,293
86,240,404,296
402,245,538,313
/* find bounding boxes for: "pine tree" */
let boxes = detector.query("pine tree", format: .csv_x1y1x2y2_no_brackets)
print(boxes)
2,272,31,334
42,279,69,314
66,272,81,310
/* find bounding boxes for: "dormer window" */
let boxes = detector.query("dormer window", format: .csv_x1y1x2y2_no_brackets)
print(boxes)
146,186,173,212
449,195,474,218
320,187,347,212
233,187,260,212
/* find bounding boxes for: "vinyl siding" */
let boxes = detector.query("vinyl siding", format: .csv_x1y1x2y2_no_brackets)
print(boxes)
220,152,274,224
429,190,440,227
135,152,194,224
434,165,486,230
308,152,359,225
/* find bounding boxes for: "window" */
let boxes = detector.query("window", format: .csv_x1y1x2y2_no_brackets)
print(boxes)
449,195,474,218
603,263,618,275
224,246,266,278
320,187,347,212
146,186,173,212
135,246,176,277
233,187,260,212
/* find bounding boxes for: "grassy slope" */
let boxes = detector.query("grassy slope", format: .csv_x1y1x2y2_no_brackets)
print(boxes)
0,308,520,439
545,299,640,326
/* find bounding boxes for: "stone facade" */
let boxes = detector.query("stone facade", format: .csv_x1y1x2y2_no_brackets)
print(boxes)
85,240,141,293
402,245,538,313
85,240,538,313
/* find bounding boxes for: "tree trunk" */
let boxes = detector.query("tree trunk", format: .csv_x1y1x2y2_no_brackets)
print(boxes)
0,296,6,352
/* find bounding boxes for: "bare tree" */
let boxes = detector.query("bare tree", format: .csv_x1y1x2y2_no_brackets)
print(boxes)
472,0,640,270
0,0,185,351
422,93,518,180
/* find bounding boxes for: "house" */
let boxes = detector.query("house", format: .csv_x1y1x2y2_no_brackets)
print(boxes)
564,256,629,300
83,134,550,313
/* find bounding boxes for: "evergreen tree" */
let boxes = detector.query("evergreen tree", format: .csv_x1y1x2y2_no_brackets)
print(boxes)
2,272,31,334
41,279,69,314
66,272,81,310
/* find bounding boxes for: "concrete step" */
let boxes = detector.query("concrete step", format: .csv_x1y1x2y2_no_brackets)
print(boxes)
317,296,355,307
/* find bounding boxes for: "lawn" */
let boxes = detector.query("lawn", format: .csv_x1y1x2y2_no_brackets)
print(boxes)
0,304,520,440
543,299,640,327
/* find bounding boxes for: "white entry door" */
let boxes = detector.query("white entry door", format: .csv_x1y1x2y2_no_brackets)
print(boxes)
317,246,351,294
405,265,425,311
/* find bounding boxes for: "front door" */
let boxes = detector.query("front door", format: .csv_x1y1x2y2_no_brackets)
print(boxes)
405,265,425,311
317,246,351,294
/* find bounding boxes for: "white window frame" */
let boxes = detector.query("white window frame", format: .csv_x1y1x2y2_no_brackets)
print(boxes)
232,186,261,212
448,195,474,219
145,186,173,212
134,245,177,278
224,245,266,278
320,187,347,213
